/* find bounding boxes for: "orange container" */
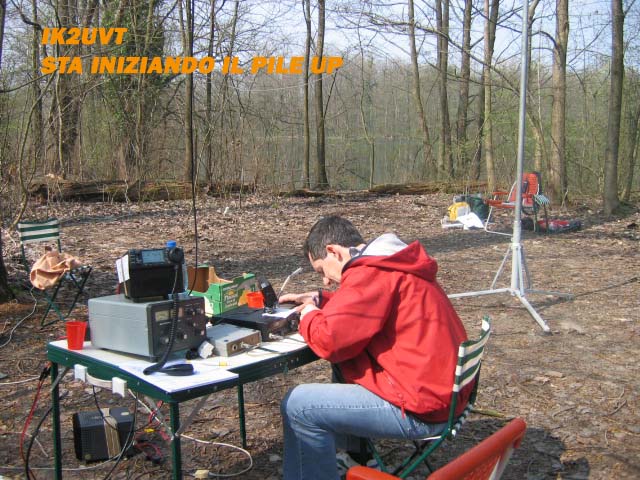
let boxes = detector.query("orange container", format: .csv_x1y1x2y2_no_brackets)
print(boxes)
66,321,87,350
246,291,264,308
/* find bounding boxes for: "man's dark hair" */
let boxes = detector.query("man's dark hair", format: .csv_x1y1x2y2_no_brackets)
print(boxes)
303,215,365,260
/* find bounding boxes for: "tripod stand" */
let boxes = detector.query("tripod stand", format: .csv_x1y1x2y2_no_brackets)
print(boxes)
448,0,573,333
448,227,573,333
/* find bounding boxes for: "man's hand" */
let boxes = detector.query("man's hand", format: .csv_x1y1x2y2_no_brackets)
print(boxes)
279,291,321,319
279,291,319,306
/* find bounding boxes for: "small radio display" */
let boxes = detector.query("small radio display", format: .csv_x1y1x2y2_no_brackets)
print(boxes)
141,249,164,264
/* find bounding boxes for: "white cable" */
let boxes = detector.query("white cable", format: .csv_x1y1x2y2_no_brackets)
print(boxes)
180,436,253,478
0,461,114,473
0,287,37,349
129,390,253,477
0,376,39,386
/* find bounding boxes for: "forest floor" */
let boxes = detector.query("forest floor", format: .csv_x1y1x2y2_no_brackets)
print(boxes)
0,192,638,480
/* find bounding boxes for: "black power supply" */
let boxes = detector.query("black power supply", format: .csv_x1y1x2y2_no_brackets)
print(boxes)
72,407,135,462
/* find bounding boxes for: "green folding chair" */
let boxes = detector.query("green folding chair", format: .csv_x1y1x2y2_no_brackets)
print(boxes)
367,316,492,478
17,218,92,327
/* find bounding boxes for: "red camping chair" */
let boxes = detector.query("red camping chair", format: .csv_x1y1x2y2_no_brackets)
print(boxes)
346,418,527,480
484,172,549,234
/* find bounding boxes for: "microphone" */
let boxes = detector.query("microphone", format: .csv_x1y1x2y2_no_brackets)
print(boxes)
278,267,303,300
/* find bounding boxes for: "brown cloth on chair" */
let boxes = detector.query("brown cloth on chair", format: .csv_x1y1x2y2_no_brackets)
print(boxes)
30,250,83,290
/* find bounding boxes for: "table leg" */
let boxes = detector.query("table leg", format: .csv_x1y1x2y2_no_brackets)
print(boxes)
51,362,62,480
169,402,182,480
237,383,247,448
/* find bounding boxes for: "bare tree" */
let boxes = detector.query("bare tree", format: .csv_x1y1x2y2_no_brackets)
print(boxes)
302,0,311,188
314,0,329,188
524,0,549,174
455,0,473,175
548,0,569,204
603,0,624,215
357,45,375,188
183,0,195,181
408,0,433,175
436,0,452,178
482,0,499,192
47,0,82,178
205,0,218,183
30,0,43,175
621,82,640,202
0,0,11,302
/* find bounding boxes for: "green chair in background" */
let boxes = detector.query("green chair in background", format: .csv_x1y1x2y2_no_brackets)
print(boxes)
366,316,492,478
17,218,92,327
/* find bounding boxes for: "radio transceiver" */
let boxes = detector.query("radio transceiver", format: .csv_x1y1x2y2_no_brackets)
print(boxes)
213,305,300,341
88,294,207,361
117,243,186,302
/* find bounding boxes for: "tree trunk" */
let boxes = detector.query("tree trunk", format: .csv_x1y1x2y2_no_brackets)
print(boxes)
472,73,485,181
184,0,195,181
455,0,472,175
30,0,44,171
620,96,640,202
358,51,375,188
314,0,329,188
436,0,453,178
548,0,569,204
0,0,5,66
48,0,81,178
408,0,433,176
483,0,499,192
0,0,9,303
205,0,217,183
524,0,548,173
0,229,11,302
603,0,624,215
302,0,311,189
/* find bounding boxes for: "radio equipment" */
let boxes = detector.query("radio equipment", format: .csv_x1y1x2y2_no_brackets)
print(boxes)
88,294,207,361
213,305,299,342
72,408,134,462
118,244,185,302
206,323,261,356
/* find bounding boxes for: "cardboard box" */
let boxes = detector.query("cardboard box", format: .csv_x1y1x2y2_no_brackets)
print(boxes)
187,266,258,315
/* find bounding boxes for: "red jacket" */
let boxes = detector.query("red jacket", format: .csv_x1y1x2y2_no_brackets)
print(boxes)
299,234,472,423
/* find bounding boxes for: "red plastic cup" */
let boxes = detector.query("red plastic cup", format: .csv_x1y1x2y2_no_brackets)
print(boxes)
66,321,87,350
246,291,265,308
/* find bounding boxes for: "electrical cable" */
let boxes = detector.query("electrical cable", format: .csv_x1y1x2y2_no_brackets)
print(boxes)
24,404,51,480
179,436,253,478
0,376,39,386
143,267,184,375
0,287,37,349
99,390,140,480
22,367,70,479
20,363,50,465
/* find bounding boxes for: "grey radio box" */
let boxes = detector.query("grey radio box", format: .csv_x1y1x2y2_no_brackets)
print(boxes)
88,294,207,361
206,323,261,356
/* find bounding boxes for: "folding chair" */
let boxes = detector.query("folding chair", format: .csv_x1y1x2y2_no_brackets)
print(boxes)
484,172,550,234
347,417,526,480
366,316,492,478
17,218,92,327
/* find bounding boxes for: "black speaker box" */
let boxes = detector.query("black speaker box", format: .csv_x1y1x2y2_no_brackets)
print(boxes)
72,407,134,462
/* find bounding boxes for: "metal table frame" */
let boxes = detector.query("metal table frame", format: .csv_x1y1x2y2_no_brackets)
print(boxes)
47,341,318,480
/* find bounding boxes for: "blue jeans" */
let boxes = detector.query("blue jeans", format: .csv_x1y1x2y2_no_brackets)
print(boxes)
281,383,446,480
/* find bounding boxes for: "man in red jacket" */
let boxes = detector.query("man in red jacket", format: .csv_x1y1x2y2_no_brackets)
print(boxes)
279,216,471,480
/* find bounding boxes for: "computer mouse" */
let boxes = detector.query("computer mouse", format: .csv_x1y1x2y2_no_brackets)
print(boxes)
160,363,194,376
